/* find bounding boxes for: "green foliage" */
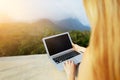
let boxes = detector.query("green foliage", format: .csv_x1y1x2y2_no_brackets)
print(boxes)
0,23,90,57
70,30,90,47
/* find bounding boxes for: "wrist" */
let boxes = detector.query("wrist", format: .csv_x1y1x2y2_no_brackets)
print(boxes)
67,75,75,80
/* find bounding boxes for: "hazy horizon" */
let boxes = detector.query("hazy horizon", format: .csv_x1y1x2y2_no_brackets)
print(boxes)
0,0,89,25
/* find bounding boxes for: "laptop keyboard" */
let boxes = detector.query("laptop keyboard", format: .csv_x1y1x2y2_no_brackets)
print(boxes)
53,51,80,64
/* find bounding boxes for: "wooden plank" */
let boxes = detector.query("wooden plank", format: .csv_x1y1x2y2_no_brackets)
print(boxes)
0,55,66,80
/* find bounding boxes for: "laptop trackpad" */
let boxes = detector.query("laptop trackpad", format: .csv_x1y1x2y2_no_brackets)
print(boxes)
61,57,79,65
70,54,82,64
70,57,79,64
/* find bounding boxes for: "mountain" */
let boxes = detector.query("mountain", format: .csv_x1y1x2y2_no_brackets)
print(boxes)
0,19,56,36
32,18,90,32
0,18,90,36
54,18,90,31
32,19,56,31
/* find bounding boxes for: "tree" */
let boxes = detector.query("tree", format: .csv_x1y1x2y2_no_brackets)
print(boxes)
70,30,90,47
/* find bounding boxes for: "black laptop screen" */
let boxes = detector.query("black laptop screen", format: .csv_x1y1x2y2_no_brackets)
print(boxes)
45,33,72,56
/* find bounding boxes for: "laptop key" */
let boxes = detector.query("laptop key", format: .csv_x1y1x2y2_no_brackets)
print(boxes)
53,51,80,64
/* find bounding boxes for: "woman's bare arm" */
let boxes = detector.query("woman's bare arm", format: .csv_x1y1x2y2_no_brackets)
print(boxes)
72,43,86,53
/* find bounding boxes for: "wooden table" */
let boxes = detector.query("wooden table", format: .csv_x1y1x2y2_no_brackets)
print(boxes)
0,54,67,80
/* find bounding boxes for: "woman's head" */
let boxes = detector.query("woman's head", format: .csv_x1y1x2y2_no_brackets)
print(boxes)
83,0,120,80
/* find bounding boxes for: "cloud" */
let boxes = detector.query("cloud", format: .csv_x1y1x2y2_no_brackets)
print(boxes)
0,0,89,25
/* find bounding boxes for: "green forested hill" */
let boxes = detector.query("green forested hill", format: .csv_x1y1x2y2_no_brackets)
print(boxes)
0,22,90,57
70,31,90,47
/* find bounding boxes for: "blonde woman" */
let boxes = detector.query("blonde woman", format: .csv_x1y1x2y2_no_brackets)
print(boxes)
64,0,120,80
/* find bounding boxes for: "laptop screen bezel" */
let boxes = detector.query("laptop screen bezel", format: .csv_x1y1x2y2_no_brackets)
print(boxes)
42,32,73,58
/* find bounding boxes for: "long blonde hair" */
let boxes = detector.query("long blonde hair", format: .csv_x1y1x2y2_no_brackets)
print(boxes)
83,0,120,80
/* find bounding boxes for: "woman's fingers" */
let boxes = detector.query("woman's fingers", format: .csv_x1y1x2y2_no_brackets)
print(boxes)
63,60,76,80
64,60,74,66
72,43,86,53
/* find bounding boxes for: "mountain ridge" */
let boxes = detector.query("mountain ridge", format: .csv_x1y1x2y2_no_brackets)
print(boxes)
54,18,90,31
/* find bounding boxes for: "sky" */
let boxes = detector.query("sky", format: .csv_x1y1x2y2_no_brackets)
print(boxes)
0,0,89,25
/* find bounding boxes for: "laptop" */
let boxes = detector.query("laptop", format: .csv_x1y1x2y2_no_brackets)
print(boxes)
42,32,83,70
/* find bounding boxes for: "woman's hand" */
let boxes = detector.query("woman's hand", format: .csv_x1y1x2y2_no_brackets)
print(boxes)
64,60,76,80
63,43,86,80
72,43,86,53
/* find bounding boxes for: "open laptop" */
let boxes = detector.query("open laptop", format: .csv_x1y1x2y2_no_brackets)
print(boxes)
42,32,83,70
